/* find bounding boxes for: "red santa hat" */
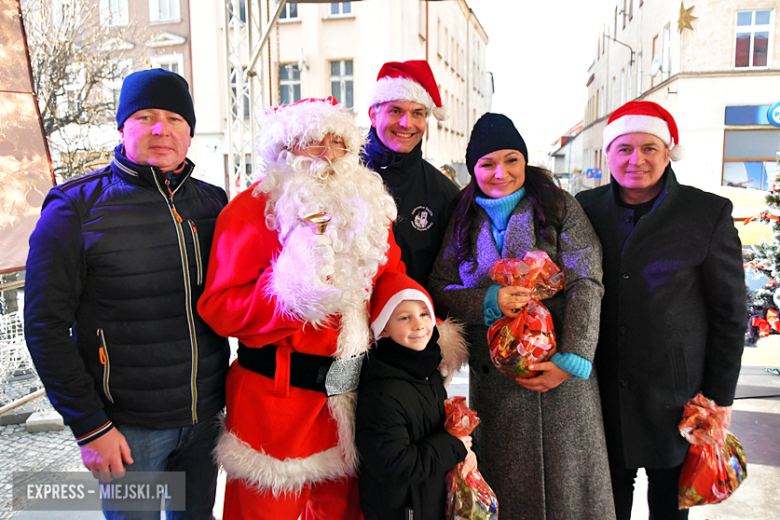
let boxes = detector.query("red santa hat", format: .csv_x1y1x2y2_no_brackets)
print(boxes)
256,96,364,166
370,271,436,340
603,100,685,161
367,60,449,121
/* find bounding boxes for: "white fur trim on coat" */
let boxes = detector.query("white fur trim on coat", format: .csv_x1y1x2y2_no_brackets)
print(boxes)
215,391,360,496
215,428,353,497
437,317,469,387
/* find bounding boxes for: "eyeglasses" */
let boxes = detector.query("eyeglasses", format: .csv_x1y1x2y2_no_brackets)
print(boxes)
300,143,352,158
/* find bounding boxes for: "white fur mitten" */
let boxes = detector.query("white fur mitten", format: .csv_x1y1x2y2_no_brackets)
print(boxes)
269,226,342,324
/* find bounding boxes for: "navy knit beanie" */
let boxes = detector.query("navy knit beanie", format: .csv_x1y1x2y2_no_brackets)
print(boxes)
466,113,528,175
116,69,196,136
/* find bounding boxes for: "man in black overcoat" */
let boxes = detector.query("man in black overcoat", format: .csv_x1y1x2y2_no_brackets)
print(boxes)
576,100,746,520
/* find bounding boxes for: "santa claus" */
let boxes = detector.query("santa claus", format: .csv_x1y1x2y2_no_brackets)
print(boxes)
198,97,410,519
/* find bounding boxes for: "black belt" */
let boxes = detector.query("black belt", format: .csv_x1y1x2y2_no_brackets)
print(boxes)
238,343,333,394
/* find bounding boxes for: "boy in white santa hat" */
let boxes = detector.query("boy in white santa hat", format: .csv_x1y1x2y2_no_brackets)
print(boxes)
198,97,406,519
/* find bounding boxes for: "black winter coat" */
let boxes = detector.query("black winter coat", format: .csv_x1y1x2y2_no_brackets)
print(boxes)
24,147,230,444
356,347,467,520
576,167,746,468
363,128,460,289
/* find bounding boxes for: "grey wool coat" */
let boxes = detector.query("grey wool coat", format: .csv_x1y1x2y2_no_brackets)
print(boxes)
429,191,616,520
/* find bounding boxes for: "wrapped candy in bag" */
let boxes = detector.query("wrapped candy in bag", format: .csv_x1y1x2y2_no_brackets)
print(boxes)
444,397,498,520
678,393,747,509
486,252,565,381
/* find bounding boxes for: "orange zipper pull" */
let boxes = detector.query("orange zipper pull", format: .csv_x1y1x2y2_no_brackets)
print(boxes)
171,206,183,223
99,347,107,365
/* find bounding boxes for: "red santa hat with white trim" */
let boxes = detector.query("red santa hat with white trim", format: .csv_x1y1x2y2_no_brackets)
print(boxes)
603,100,685,161
370,271,436,341
367,60,449,121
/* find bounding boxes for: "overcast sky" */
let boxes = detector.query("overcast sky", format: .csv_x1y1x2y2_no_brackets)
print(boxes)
465,0,618,154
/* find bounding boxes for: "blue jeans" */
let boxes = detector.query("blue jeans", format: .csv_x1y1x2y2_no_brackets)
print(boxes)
102,416,221,520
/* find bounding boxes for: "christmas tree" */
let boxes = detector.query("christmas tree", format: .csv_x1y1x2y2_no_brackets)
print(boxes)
743,144,780,345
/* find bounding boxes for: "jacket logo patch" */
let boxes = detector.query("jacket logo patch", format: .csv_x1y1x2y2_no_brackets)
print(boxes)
411,206,433,231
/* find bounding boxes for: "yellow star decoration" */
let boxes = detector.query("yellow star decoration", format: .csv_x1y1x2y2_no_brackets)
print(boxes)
678,2,698,32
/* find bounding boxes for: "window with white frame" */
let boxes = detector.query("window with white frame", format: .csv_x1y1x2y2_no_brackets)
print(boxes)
329,2,351,17
444,28,449,65
106,59,133,111
626,60,632,102
100,0,128,27
231,67,251,120
735,9,772,68
437,19,443,57
150,54,183,76
278,0,298,20
329,60,353,108
636,52,642,97
611,77,616,111
662,24,671,81
149,0,179,23
418,1,426,39
620,68,625,106
60,64,85,116
279,64,301,105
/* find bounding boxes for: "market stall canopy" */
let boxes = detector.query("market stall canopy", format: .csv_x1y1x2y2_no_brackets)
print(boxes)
0,0,55,274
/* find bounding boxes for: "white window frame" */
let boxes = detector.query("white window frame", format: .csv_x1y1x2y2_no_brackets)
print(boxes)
149,0,180,23
626,60,633,102
231,66,251,120
59,64,86,116
100,0,129,27
620,68,625,106
327,2,352,18
150,54,183,76
105,59,133,112
611,77,616,111
329,59,353,108
278,63,301,106
636,52,643,97
735,9,773,69
278,0,298,21
662,23,671,81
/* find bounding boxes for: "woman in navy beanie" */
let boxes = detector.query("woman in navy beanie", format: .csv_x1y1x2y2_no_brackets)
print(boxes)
429,113,615,519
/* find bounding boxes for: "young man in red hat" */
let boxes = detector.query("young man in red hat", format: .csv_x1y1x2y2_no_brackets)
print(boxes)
576,100,746,520
198,97,405,519
363,60,460,288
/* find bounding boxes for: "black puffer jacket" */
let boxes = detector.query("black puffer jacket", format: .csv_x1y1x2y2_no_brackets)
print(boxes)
362,128,461,288
24,146,229,444
356,336,467,520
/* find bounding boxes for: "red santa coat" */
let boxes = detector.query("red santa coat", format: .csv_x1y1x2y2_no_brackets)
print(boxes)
197,184,404,495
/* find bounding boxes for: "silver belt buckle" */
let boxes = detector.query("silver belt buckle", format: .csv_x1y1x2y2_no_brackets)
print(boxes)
325,353,366,397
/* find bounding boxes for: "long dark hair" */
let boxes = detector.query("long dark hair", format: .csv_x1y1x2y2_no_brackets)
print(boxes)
450,165,565,265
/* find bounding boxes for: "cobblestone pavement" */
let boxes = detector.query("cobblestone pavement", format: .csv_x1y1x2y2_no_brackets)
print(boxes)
0,416,84,519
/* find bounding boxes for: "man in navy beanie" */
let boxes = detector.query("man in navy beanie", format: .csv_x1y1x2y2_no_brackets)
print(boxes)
25,68,229,519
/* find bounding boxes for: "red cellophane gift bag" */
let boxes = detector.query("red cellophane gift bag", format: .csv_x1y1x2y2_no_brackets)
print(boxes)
678,393,747,509
486,252,565,381
444,397,498,520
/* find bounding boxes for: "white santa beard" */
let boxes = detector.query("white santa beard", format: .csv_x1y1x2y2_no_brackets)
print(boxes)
255,152,397,319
